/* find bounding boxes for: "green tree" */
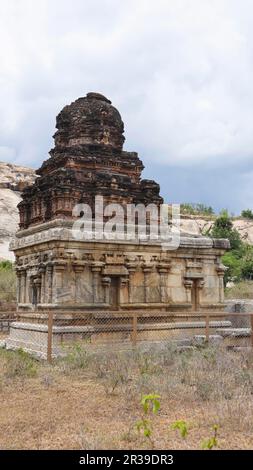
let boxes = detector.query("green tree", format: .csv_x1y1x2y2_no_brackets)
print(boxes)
222,251,242,284
209,213,242,251
241,209,253,220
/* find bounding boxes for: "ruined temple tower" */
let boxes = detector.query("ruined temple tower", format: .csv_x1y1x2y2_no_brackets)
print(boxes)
8,93,229,353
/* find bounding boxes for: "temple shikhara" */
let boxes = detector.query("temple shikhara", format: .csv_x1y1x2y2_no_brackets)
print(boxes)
7,92,229,355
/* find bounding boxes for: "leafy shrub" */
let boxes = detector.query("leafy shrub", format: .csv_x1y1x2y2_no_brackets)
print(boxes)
61,343,90,371
135,394,161,447
0,261,16,302
181,203,214,216
222,251,242,284
241,209,253,219
171,420,189,439
201,425,219,450
208,212,242,251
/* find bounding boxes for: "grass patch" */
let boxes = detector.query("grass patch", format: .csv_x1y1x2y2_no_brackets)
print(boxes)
0,261,16,302
225,280,253,299
1,343,253,449
1,348,38,378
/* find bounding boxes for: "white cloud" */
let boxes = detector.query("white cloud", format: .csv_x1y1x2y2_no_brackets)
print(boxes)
0,0,253,211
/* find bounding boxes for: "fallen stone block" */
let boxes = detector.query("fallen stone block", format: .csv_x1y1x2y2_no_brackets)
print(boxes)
192,334,223,346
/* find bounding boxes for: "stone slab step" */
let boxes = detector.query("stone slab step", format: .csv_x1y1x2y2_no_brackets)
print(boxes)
216,328,251,337
192,335,223,346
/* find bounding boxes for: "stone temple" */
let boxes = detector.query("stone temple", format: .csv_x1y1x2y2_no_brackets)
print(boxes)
7,92,229,354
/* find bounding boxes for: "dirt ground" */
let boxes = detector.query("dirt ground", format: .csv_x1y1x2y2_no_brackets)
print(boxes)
0,345,253,450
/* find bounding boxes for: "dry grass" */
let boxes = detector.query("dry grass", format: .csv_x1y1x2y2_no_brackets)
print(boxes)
225,280,253,299
0,344,253,450
0,264,16,303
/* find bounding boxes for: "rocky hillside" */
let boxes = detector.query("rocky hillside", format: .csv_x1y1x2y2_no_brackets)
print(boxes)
0,162,36,260
180,215,253,244
1,160,253,261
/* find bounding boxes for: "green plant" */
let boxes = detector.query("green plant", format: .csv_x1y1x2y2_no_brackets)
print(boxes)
241,209,253,220
0,260,13,270
222,251,242,284
61,343,90,371
4,348,38,378
180,203,214,216
208,212,242,251
135,393,161,448
201,425,219,450
134,350,161,376
141,393,161,414
0,261,16,302
171,420,189,439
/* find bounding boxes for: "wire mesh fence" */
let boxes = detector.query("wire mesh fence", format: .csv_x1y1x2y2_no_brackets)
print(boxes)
0,300,16,339
4,309,253,362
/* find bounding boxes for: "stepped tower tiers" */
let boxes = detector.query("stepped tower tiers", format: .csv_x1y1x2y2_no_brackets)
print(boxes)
18,92,163,229
8,93,230,357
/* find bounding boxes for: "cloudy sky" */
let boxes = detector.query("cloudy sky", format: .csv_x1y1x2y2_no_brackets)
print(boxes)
1,0,253,213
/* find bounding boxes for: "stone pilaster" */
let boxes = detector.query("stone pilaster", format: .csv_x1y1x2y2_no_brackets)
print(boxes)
184,279,193,303
197,279,205,306
16,271,22,304
91,262,104,304
101,276,111,304
157,263,170,303
73,264,84,302
119,277,129,305
45,263,53,304
216,263,226,303
39,266,46,304
20,269,27,304
52,262,66,303
142,264,153,303
126,262,137,303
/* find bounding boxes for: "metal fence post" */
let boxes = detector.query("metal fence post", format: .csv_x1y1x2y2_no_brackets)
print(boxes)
132,313,137,346
47,310,53,363
205,313,210,343
250,313,253,348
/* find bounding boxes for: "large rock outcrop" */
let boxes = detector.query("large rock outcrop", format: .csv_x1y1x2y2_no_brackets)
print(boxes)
0,162,36,260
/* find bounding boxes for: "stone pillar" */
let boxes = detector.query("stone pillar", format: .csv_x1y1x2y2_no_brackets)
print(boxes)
73,264,84,302
91,262,104,304
184,279,193,303
142,264,153,303
126,263,137,303
52,263,66,303
119,277,128,305
46,263,53,304
102,277,111,304
216,264,226,303
20,269,27,304
197,279,205,307
39,266,46,304
16,271,22,304
157,263,170,303
34,277,42,305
